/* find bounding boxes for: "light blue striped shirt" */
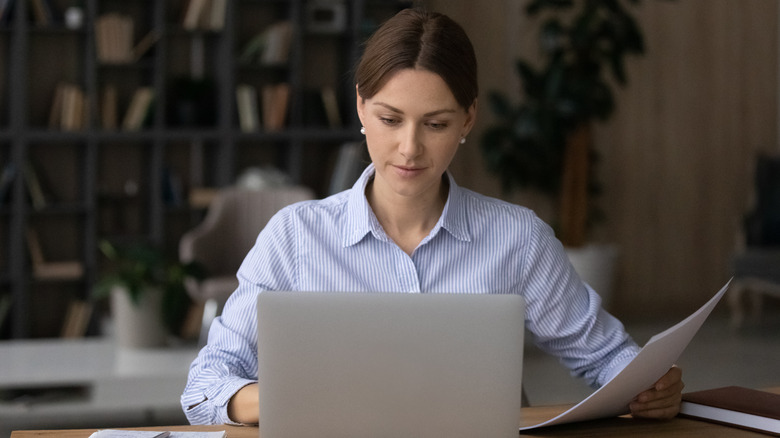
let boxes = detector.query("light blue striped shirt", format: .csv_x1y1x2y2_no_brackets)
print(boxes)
182,164,640,425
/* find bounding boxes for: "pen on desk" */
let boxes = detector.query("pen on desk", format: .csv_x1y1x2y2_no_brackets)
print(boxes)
153,432,171,438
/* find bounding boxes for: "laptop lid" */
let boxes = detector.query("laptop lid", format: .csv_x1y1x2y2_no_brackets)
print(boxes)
256,292,525,438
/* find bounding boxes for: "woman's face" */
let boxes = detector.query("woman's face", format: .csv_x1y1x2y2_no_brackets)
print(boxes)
357,68,476,203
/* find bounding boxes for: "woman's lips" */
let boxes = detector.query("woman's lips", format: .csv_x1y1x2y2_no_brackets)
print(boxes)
393,164,425,177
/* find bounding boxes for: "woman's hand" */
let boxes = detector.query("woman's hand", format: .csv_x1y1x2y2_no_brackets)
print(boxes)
629,366,684,420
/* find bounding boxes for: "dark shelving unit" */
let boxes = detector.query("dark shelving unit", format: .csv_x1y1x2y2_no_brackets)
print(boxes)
0,0,415,339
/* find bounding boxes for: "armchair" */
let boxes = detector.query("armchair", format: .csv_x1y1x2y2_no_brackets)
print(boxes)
180,186,315,344
729,154,780,327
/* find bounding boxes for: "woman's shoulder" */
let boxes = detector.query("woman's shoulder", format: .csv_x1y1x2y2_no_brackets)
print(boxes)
273,189,350,223
458,187,539,220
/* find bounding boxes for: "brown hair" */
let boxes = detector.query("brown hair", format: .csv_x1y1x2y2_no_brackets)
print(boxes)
355,8,478,110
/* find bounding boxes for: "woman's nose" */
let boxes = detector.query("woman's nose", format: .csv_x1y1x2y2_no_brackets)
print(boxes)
398,125,422,159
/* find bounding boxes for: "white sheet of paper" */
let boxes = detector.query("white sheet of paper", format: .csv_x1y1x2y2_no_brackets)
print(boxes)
89,431,226,438
520,279,731,431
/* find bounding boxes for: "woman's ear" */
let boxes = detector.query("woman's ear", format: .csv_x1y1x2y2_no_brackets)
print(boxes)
462,98,478,137
355,84,365,126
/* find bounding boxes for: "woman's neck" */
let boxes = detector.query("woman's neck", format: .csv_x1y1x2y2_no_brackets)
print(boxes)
366,175,449,256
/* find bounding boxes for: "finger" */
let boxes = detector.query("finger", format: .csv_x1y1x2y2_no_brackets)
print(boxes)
630,387,683,419
631,402,681,420
633,388,682,411
655,366,683,391
635,381,684,405
636,367,684,403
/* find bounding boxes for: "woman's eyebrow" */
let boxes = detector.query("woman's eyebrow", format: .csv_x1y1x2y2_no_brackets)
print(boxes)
373,101,458,117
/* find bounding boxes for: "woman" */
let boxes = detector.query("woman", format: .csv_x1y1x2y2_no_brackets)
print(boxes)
182,8,683,425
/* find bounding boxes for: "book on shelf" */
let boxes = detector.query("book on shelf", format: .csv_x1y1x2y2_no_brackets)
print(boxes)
22,159,48,210
62,84,86,131
679,386,780,435
49,82,87,131
25,228,85,281
48,82,65,128
182,0,207,30
262,21,293,65
262,83,290,132
302,87,342,128
100,84,118,130
95,13,134,64
29,0,58,27
122,87,154,131
239,21,293,66
182,0,227,31
236,84,260,132
206,0,228,30
131,30,159,62
60,299,92,338
320,86,342,128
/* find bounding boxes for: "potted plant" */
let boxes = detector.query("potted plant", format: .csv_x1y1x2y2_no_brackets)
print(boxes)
93,240,203,348
480,0,648,305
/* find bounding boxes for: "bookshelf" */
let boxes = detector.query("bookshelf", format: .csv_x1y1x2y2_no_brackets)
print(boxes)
0,0,415,339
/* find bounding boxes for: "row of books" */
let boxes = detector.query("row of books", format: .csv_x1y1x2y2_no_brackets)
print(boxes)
236,83,291,133
46,82,346,132
48,83,155,132
236,84,344,133
102,86,155,131
0,0,225,32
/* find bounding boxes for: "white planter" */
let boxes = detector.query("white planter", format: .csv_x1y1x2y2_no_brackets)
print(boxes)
111,286,168,349
565,244,620,310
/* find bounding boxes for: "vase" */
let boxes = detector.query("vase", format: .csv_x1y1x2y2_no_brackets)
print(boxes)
110,286,168,348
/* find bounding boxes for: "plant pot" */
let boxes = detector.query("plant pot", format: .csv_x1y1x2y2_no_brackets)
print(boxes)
111,286,168,348
565,244,619,311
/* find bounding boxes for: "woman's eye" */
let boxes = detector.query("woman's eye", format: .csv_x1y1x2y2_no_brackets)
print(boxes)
380,117,399,126
428,122,448,130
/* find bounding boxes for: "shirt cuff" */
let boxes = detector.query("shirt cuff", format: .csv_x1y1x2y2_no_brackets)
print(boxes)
599,344,641,386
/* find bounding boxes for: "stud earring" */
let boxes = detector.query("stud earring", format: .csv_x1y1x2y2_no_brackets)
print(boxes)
360,127,366,135
459,137,466,144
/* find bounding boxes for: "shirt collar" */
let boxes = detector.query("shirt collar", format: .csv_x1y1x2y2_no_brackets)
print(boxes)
341,163,471,247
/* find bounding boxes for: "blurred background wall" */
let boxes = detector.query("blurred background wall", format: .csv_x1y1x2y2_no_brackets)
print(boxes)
432,0,779,321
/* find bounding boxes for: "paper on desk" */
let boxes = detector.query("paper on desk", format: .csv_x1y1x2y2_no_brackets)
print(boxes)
520,279,731,431
89,431,226,438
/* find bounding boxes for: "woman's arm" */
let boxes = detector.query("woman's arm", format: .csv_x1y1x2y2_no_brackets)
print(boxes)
228,383,260,424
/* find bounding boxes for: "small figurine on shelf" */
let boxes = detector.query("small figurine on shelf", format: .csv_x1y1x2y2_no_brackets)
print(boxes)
64,4,84,30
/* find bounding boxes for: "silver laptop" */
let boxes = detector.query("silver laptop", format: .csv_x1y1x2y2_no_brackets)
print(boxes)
256,291,525,438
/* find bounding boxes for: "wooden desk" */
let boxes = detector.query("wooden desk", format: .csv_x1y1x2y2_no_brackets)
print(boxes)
9,405,775,437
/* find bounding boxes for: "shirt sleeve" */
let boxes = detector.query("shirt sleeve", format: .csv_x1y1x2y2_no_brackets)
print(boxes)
520,217,640,388
181,208,299,424
180,289,260,425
